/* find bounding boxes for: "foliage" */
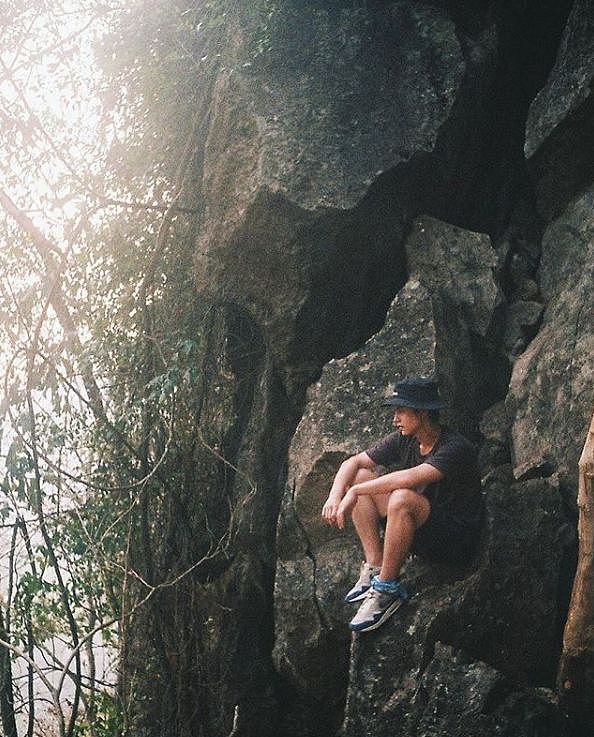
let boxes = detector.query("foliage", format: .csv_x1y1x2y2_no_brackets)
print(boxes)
0,1,234,735
73,691,123,737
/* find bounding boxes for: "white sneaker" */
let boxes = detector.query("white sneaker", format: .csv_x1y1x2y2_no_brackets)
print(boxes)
344,562,381,603
349,580,408,632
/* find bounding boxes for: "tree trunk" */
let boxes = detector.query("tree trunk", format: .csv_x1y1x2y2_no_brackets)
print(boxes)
0,607,18,737
558,410,594,726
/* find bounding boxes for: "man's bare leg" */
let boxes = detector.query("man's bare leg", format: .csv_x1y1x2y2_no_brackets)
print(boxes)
350,469,387,567
348,489,431,631
379,489,430,581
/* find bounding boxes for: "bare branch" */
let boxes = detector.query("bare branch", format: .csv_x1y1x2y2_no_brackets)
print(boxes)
0,637,65,737
0,186,105,417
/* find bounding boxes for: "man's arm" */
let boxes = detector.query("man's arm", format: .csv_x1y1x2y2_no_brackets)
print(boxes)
350,463,443,497
322,452,377,525
335,463,443,529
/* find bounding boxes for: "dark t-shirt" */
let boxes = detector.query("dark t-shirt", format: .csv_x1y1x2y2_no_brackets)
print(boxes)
365,428,483,526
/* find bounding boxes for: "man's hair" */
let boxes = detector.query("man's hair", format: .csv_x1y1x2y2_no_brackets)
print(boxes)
427,409,440,425
409,407,440,425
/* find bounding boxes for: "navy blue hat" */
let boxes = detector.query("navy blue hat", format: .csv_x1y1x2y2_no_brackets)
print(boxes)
381,378,445,410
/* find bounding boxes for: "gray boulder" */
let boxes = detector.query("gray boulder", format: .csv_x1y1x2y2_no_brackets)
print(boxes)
506,187,594,490
199,2,465,215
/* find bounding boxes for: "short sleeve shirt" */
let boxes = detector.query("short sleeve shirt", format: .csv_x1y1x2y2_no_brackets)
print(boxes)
365,428,483,525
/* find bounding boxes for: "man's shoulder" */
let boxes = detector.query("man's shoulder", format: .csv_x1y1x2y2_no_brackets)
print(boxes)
366,431,401,454
366,431,407,465
436,428,478,462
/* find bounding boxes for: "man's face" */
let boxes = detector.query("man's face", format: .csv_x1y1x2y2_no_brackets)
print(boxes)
392,406,421,435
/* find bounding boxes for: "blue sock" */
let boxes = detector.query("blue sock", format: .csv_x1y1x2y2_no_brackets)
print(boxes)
371,576,401,594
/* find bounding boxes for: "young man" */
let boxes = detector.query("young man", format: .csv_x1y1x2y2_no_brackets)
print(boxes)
322,377,483,633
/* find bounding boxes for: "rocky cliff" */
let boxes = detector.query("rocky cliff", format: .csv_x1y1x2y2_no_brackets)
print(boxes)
141,2,594,735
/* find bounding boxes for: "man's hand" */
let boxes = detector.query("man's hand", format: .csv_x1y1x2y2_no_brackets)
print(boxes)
322,491,343,527
336,488,358,530
322,453,376,527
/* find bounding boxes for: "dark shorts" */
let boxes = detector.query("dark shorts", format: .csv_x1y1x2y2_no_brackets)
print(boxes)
411,505,482,566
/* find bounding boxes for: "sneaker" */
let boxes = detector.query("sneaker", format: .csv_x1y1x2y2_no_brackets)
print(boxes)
349,579,408,632
344,562,381,603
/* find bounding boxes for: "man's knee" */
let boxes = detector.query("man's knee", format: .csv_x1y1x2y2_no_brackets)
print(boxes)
353,468,377,485
387,488,429,522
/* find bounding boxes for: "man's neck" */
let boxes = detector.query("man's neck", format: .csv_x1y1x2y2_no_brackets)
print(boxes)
416,422,441,454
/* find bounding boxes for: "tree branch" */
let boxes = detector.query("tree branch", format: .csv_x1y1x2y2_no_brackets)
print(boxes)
0,186,105,417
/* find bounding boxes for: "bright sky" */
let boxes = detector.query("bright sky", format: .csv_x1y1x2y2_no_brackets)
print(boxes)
0,1,116,229
0,1,116,374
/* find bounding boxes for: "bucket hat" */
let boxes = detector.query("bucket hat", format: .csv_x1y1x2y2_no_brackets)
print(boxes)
381,378,445,410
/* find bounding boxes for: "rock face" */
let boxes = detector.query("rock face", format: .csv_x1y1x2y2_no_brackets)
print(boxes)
525,0,594,220
273,277,438,735
273,214,571,735
199,2,465,215
193,1,498,390
525,0,594,159
275,216,501,684
507,188,594,489
402,643,568,737
405,217,504,435
134,2,594,736
341,469,568,737
508,0,594,496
